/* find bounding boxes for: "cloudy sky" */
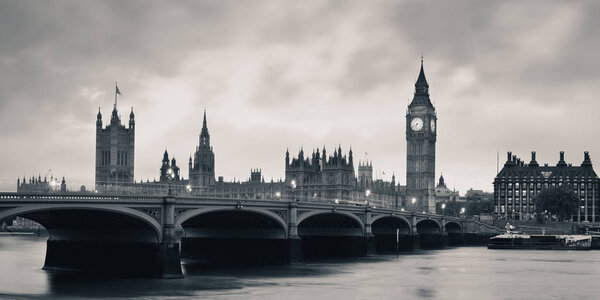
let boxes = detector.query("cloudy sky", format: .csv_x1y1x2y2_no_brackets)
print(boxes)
1,0,599,193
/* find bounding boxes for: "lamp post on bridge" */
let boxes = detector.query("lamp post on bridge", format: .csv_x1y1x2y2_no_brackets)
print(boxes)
441,203,446,217
290,180,297,202
166,168,175,196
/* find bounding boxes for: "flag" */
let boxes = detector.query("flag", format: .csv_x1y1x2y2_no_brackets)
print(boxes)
116,85,123,96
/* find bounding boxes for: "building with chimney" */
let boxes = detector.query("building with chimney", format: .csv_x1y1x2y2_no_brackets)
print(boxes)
493,151,599,221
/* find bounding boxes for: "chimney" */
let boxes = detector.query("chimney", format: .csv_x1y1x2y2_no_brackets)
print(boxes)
507,151,512,162
582,151,592,167
529,151,539,167
512,155,517,164
560,151,565,161
557,151,567,167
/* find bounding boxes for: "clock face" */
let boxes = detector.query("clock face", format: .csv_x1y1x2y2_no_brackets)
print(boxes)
410,118,423,131
430,119,436,132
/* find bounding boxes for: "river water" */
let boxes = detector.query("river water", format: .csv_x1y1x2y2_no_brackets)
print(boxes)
0,236,599,300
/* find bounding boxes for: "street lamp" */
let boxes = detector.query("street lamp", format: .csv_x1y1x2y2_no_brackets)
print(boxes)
290,180,297,202
275,191,281,199
185,184,192,193
411,197,417,212
441,203,446,216
166,168,175,195
365,189,371,206
460,207,466,218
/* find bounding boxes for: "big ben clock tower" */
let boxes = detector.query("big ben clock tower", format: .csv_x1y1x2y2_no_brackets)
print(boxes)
406,58,437,213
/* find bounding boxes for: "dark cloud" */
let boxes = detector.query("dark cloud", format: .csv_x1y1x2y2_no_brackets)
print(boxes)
0,0,598,194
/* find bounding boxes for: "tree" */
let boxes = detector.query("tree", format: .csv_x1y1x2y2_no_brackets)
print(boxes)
533,186,578,221
466,199,494,216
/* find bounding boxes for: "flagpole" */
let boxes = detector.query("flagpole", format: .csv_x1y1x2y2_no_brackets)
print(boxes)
115,82,118,109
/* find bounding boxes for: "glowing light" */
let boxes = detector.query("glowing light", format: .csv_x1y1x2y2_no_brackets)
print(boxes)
291,180,296,189
441,203,446,210
275,192,281,198
365,189,371,197
334,199,339,204
411,198,416,204
186,184,192,192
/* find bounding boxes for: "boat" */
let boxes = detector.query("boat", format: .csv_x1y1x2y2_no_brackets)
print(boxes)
487,223,592,250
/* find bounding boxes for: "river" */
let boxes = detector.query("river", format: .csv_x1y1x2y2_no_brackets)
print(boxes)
0,236,598,299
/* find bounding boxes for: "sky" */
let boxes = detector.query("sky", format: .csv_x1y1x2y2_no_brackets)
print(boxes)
1,0,599,194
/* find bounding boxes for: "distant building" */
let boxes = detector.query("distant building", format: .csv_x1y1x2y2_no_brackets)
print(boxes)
17,175,66,193
493,151,600,221
464,188,493,202
434,175,460,203
285,148,398,207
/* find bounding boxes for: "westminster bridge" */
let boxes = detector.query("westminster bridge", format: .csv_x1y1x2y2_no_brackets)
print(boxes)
0,192,500,278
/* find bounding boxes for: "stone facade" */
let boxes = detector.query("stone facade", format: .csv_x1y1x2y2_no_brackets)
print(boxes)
95,104,135,188
17,175,66,193
406,59,437,212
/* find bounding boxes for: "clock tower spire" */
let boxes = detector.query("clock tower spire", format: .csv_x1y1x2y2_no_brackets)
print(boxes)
406,58,437,213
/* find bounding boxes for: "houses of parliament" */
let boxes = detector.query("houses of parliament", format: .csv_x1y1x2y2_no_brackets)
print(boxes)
92,60,439,211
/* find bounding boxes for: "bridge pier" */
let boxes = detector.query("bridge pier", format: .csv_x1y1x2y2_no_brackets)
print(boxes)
158,195,183,278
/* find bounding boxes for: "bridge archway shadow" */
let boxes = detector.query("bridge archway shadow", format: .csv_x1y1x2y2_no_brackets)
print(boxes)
371,216,412,252
178,209,288,265
445,222,463,246
1,208,163,277
297,212,365,258
416,219,444,249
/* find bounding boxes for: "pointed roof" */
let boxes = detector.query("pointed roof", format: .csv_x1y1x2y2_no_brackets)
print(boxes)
416,58,428,85
409,57,434,108
163,149,169,162
200,109,210,139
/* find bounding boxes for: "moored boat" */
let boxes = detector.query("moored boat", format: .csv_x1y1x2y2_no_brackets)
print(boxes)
487,223,592,250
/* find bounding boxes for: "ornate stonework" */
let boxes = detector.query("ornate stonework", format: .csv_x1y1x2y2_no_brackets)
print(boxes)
136,207,161,223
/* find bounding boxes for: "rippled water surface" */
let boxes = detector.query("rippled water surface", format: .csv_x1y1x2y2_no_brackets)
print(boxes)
1,236,599,299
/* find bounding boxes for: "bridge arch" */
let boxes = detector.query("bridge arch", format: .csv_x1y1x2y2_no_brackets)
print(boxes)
371,215,412,235
0,205,162,242
176,207,288,239
297,211,364,237
444,221,462,233
416,219,442,234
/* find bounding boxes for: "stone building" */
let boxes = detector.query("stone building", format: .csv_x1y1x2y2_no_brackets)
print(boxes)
17,175,66,193
434,175,460,203
284,148,398,207
493,151,600,221
95,100,135,188
406,58,437,212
